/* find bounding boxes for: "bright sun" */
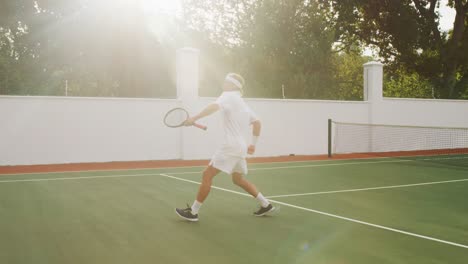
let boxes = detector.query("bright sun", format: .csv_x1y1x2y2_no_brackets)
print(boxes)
99,0,182,17
141,0,182,16
94,0,183,41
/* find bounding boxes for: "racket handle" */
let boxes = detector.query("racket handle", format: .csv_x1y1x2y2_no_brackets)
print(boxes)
194,123,208,131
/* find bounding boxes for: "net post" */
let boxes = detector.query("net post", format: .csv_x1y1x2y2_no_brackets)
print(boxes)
328,119,332,158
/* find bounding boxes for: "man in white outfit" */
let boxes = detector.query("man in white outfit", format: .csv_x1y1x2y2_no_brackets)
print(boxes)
175,73,275,222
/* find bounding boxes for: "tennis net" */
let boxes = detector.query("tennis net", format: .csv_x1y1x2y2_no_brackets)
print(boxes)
328,120,468,158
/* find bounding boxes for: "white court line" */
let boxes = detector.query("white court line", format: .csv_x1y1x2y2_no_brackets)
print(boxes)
1,154,466,176
159,174,250,197
0,160,405,178
165,155,468,175
1,155,467,182
164,159,416,175
0,168,466,249
16,158,407,178
266,178,468,198
269,200,468,249
0,158,365,176
0,173,158,183
160,173,468,249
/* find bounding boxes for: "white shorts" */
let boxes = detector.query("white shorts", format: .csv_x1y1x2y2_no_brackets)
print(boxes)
209,153,248,175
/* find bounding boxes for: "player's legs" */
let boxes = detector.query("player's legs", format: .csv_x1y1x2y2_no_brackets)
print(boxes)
176,156,275,220
197,165,221,203
231,172,274,216
175,165,220,221
231,172,259,197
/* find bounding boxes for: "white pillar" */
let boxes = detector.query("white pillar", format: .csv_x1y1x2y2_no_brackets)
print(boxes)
176,47,200,159
363,61,383,102
176,47,200,103
363,61,384,152
364,61,384,123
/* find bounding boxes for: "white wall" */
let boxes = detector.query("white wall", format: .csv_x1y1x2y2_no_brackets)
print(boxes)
181,98,369,160
0,96,369,165
2,94,467,165
374,98,468,128
0,96,181,165
1,49,468,166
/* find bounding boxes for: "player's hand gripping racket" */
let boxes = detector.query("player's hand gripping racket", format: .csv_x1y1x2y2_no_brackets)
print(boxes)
163,108,207,130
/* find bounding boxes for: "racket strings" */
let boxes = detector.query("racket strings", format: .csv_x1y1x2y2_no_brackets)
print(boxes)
164,109,188,127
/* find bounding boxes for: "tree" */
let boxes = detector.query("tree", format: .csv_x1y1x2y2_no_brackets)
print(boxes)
0,0,178,97
332,49,370,100
322,0,468,99
384,67,435,98
184,0,360,99
4,0,449,100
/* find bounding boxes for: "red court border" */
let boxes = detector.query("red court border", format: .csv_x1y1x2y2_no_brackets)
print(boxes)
1,149,467,175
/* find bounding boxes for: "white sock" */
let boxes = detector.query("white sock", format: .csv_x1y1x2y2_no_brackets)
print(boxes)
256,192,270,208
191,200,202,214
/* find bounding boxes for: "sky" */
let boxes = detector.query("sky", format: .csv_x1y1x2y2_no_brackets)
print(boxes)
438,0,456,32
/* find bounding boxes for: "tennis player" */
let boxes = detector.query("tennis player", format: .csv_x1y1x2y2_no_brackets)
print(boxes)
175,73,275,222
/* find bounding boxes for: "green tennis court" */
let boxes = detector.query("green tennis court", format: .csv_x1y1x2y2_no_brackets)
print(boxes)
1,155,467,264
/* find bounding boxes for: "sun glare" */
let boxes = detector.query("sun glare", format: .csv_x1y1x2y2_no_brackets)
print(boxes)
97,0,182,17
141,0,182,16
95,0,182,42
139,0,182,42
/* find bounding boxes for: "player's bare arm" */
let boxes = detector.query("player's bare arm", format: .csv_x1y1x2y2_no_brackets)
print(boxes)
184,103,220,126
248,120,261,155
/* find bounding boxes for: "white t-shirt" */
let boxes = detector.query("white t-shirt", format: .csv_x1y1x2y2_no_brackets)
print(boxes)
215,91,258,158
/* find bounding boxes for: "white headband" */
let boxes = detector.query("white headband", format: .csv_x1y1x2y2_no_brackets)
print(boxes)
225,75,243,89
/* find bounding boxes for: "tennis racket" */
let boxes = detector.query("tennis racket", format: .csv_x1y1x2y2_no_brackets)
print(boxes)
163,107,207,130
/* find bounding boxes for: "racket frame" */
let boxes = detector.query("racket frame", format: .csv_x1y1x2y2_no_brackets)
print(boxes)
163,108,207,130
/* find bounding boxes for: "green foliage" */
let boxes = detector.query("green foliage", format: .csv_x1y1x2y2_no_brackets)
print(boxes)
1,0,466,100
0,0,178,98
323,0,468,99
188,0,364,100
332,51,370,100
384,68,435,98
